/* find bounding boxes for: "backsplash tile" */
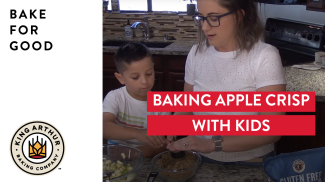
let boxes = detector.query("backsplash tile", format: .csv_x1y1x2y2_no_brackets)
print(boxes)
103,12,198,40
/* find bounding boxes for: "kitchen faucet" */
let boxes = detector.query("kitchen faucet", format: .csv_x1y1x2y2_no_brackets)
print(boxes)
131,17,150,40
164,33,168,41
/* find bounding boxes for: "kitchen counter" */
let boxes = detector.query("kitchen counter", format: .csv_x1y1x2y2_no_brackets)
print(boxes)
103,36,195,56
103,36,325,101
134,158,267,182
285,65,325,102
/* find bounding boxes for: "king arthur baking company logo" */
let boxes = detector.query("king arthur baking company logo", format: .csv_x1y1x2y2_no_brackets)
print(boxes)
10,121,65,175
293,159,305,173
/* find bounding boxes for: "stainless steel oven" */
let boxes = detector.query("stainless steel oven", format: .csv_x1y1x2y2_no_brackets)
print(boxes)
264,18,325,66
264,18,325,154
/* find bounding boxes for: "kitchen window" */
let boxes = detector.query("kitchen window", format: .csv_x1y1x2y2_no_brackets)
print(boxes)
152,0,197,12
105,0,197,12
119,0,148,11
106,0,147,11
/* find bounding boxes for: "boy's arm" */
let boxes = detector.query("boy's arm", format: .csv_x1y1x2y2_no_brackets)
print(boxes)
103,90,141,140
103,113,164,148
103,112,139,140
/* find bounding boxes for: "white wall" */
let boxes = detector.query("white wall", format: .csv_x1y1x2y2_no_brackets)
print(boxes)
257,4,325,26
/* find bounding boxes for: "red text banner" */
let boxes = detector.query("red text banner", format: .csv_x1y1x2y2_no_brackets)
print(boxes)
147,115,315,136
147,92,315,112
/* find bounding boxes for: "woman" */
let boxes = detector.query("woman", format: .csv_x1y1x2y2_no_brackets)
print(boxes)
166,0,286,166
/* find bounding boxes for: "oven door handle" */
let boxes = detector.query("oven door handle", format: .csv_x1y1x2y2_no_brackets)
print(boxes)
279,47,315,57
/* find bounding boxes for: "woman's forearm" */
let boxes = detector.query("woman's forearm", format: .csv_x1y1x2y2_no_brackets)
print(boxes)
221,136,281,152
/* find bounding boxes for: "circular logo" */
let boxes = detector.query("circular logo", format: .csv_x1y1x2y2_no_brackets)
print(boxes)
293,159,305,173
10,121,64,175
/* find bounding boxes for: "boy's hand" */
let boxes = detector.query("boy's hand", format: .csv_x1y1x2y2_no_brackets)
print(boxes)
134,130,165,148
166,136,176,143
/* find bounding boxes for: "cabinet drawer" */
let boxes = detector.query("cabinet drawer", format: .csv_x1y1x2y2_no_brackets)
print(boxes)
168,72,185,91
306,0,325,11
152,55,163,71
103,69,122,99
167,55,187,72
307,0,324,8
152,71,164,91
103,53,115,69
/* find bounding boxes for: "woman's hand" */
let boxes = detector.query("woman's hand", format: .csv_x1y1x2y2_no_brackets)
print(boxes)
166,136,215,154
134,129,165,148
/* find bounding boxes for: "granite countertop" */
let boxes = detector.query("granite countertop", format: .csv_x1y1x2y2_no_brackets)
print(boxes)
103,36,196,56
103,36,325,101
134,158,267,182
284,65,325,102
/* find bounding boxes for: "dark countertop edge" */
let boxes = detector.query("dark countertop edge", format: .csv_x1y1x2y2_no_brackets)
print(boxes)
316,96,325,102
104,11,189,16
103,50,189,56
103,47,190,56
102,37,197,55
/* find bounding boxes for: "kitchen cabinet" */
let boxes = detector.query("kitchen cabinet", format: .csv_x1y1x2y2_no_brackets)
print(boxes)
103,69,121,99
276,102,325,154
306,0,325,12
152,71,164,92
168,73,185,91
103,54,120,99
151,55,165,92
165,55,186,92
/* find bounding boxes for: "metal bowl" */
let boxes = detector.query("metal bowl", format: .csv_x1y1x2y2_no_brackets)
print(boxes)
103,144,144,182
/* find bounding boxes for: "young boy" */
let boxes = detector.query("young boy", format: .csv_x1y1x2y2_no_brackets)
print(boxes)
103,42,170,158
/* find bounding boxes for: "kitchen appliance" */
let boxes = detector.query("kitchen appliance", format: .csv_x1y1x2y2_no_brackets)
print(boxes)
264,18,325,66
255,0,307,4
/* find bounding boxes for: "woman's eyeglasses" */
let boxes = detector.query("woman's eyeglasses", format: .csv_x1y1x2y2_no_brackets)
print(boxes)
192,11,234,27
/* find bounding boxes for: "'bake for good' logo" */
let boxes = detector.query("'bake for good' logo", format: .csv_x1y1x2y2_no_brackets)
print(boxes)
10,121,64,175
293,159,305,173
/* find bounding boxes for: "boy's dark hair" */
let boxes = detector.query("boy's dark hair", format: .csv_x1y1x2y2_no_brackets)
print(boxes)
114,42,152,73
